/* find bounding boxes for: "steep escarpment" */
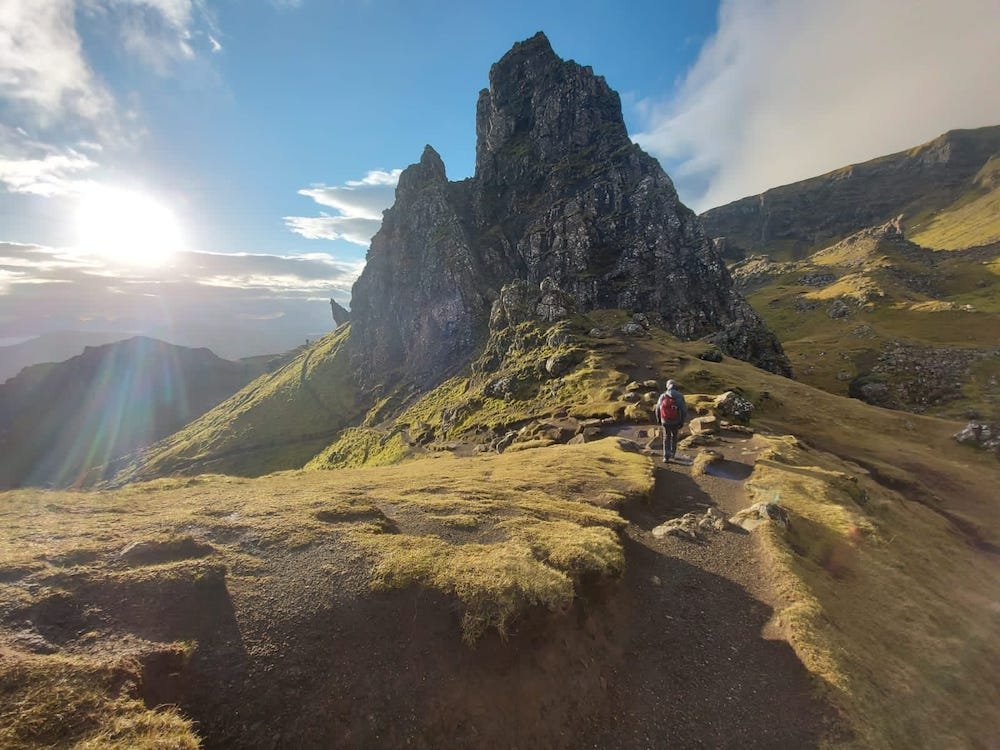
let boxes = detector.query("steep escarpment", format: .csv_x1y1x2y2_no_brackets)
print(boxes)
349,32,789,383
701,125,1000,259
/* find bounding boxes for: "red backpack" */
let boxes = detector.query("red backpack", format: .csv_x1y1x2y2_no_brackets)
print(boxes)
658,393,679,423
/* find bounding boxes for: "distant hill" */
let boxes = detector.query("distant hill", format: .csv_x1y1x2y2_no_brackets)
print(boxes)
730,221,1000,418
701,125,1000,259
111,326,366,482
0,330,136,384
0,337,266,488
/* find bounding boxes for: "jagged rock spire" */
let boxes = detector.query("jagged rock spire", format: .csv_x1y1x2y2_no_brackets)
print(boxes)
348,34,791,384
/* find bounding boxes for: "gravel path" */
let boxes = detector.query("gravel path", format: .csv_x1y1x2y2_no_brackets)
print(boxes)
590,431,843,748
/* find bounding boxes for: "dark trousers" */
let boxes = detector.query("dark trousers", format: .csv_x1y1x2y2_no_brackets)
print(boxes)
661,422,680,458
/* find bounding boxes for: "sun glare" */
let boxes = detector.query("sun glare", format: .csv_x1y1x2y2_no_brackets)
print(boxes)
75,186,185,266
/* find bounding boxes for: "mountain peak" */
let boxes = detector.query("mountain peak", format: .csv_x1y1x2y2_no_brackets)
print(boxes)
349,35,790,385
475,32,626,176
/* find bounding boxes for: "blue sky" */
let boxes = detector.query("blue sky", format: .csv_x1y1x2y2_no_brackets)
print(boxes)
1,0,998,357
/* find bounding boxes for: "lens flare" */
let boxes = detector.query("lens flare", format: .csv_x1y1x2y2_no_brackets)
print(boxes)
75,186,185,266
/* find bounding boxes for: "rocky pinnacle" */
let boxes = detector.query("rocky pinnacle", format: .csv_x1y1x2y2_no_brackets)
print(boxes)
348,32,791,384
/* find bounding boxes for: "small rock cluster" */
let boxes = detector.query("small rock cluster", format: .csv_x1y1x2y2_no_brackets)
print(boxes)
713,391,754,423
652,506,729,541
954,421,1000,456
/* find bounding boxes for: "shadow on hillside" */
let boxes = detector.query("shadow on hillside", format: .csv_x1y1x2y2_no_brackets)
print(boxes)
180,545,840,749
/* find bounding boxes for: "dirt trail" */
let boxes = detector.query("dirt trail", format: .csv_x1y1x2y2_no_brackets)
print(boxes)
589,428,841,748
173,429,842,748
24,428,842,748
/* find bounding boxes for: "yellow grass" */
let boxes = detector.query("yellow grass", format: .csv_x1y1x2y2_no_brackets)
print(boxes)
0,649,199,750
748,435,1000,749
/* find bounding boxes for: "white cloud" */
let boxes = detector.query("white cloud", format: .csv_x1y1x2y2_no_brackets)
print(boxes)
0,0,218,142
0,145,98,196
633,0,1000,211
286,168,401,246
0,0,115,126
284,214,383,246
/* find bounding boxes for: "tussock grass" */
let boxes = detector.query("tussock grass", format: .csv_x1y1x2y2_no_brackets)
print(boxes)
2,440,650,647
0,649,199,749
748,435,1000,749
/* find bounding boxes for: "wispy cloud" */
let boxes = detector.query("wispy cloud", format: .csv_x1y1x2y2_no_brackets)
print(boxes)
633,0,1000,212
286,168,401,246
0,0,115,127
0,0,221,178
0,125,101,196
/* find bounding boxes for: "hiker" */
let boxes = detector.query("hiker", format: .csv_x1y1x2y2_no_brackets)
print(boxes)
655,379,687,462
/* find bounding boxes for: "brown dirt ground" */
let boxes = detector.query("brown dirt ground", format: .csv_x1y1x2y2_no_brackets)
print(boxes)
3,430,843,749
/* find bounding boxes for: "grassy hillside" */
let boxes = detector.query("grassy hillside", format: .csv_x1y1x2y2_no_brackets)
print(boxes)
732,226,1000,419
1,318,997,747
112,326,368,482
910,155,1000,249
701,125,1000,259
1,439,651,747
748,436,999,749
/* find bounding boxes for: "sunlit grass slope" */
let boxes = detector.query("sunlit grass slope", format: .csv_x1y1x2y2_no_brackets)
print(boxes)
748,435,1000,749
307,316,630,470
738,232,1000,419
0,649,199,750
113,326,367,482
910,156,1000,250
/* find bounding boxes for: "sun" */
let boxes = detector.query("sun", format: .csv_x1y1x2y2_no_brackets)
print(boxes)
75,186,186,266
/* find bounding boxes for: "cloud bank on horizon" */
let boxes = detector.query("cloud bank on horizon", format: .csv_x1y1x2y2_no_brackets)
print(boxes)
634,0,1000,212
0,241,362,358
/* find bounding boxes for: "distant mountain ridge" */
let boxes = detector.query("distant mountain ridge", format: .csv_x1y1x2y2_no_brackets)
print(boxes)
0,336,264,488
0,330,137,384
701,125,1000,259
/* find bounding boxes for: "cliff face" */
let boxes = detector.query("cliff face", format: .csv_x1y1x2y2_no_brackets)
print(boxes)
700,125,1000,259
349,32,790,383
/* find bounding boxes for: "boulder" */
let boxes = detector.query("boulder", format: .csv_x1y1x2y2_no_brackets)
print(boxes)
678,433,719,449
545,349,583,377
620,322,647,337
729,502,790,532
698,347,724,362
713,391,754,423
827,299,851,319
652,508,729,541
689,415,720,435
